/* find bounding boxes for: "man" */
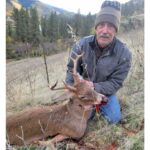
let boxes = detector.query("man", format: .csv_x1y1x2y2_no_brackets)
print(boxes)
65,0,132,124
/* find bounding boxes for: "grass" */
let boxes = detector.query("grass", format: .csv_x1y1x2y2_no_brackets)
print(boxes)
6,28,144,149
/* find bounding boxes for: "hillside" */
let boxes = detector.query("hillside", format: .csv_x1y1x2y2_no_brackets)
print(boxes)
122,0,144,16
6,0,74,17
18,0,36,8
7,0,144,17
6,0,22,16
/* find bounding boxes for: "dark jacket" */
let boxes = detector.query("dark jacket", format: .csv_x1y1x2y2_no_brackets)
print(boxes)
65,35,132,96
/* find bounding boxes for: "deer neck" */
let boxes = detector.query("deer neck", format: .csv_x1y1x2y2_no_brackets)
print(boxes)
66,98,93,121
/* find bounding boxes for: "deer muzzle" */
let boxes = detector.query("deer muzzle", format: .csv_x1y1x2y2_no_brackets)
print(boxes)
94,94,108,105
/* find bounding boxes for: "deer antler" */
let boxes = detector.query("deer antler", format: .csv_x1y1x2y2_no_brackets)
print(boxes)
49,52,84,93
70,51,84,84
62,81,77,92
49,81,64,90
49,80,77,92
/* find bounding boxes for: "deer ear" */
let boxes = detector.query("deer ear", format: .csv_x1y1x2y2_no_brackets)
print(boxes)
63,81,77,92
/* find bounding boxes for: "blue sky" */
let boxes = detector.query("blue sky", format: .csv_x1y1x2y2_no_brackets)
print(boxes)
39,0,130,15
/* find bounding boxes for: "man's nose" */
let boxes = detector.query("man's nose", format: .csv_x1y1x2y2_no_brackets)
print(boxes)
102,24,109,33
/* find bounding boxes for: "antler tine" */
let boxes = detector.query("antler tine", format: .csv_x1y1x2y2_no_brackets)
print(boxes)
62,80,77,92
70,51,84,84
49,80,77,92
49,80,65,90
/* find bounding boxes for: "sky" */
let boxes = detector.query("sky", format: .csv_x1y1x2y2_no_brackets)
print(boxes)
39,0,130,15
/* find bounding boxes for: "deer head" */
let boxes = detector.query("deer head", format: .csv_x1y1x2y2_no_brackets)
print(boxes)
50,51,108,106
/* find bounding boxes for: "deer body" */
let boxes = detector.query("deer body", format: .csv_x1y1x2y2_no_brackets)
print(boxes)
7,105,64,145
7,97,93,145
7,52,108,146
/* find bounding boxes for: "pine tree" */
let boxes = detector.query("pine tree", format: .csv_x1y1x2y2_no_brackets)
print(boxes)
19,8,28,42
29,7,40,45
12,8,21,41
6,21,13,37
73,9,82,36
58,14,68,38
81,13,95,36
47,12,59,42
41,16,47,38
24,9,30,42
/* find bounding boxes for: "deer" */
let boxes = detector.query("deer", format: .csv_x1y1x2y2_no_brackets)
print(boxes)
6,52,108,146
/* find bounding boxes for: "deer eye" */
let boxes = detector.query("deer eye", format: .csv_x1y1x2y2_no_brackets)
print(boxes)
79,95,86,99
79,96,90,102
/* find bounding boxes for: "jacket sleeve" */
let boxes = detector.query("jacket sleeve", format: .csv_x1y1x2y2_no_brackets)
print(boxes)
93,47,132,96
65,42,83,85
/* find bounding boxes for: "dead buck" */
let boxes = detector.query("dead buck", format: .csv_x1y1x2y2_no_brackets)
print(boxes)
6,52,108,146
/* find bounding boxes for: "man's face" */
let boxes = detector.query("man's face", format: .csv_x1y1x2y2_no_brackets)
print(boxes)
95,22,117,48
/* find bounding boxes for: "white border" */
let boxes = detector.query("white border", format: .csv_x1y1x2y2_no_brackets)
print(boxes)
0,0,6,149
145,0,150,149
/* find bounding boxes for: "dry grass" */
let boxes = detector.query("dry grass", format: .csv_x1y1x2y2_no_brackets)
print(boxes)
6,52,68,114
6,29,144,149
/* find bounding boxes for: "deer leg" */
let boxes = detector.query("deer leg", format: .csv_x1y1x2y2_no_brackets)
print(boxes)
51,134,69,143
38,134,69,146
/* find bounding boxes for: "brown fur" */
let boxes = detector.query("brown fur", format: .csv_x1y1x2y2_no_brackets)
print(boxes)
7,101,88,145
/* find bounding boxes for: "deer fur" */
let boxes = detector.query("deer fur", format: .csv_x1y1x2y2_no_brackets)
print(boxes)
6,53,108,146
